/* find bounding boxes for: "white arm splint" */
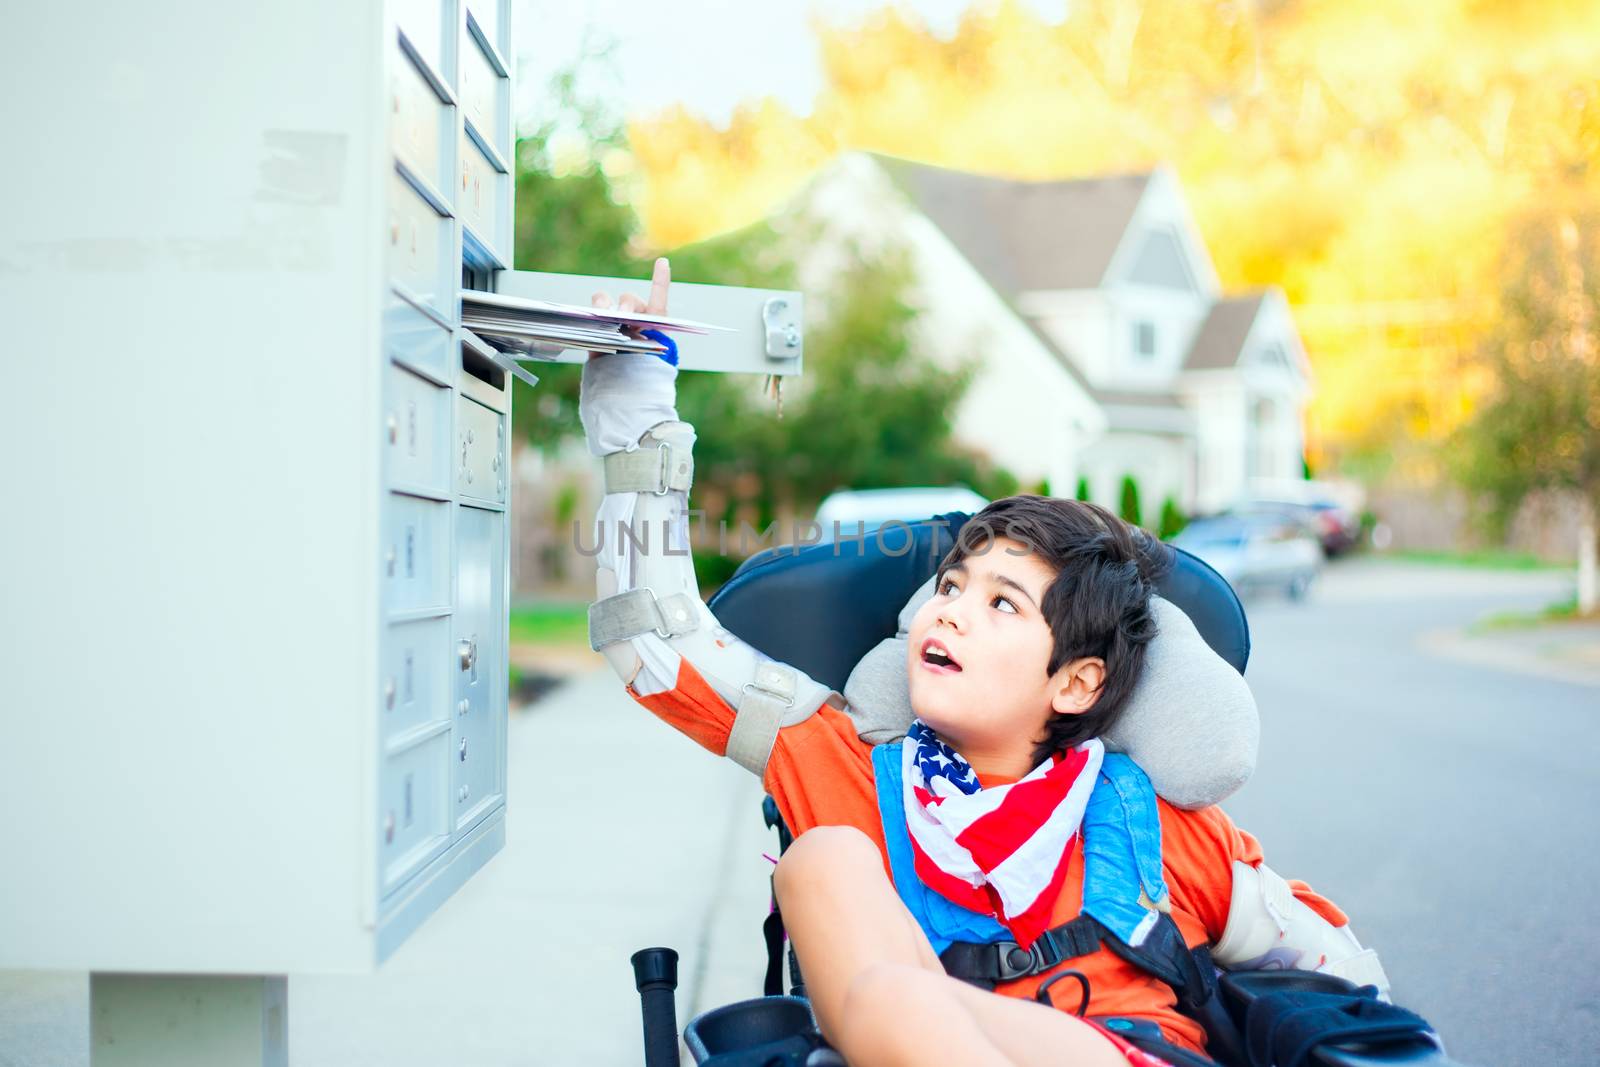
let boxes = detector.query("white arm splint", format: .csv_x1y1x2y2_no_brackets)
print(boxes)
581,354,832,778
1212,860,1391,1000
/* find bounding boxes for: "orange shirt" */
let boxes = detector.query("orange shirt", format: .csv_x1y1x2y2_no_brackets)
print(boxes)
634,658,1346,1055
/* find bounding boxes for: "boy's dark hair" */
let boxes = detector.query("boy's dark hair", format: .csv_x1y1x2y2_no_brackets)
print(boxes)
936,495,1169,765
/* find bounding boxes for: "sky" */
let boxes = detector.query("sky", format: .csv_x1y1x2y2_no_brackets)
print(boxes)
511,0,1065,130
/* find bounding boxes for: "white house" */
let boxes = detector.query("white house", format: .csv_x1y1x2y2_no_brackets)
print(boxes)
779,153,1312,519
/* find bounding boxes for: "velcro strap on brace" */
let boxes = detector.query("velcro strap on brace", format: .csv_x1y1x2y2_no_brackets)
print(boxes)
588,588,701,651
602,440,693,495
725,661,797,777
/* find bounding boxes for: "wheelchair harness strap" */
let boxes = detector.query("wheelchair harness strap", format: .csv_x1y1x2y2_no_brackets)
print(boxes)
939,910,1216,1011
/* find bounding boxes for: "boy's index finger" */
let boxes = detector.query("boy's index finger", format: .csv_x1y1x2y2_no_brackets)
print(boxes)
647,257,670,314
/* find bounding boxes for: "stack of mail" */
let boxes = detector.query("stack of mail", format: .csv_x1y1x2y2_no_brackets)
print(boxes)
460,290,729,360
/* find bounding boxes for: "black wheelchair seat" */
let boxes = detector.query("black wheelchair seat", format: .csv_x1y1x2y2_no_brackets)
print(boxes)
709,512,1251,690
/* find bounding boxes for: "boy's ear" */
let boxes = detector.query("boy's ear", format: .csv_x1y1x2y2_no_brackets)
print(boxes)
1050,657,1106,716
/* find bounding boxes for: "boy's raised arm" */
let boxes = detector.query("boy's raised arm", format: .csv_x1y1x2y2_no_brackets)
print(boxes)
580,260,835,777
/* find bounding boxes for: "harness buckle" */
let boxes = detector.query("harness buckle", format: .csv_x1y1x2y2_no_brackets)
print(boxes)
993,937,1057,983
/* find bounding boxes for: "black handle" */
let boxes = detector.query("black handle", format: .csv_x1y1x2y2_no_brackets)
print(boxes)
632,947,680,1067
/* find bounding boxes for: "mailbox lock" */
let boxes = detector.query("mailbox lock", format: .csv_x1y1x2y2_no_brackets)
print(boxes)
457,698,469,716
459,738,468,762
383,811,395,844
385,546,397,577
386,414,399,444
384,678,397,710
458,785,470,803
458,637,477,671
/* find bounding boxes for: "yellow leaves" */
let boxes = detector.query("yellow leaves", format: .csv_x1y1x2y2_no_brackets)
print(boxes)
621,0,1600,461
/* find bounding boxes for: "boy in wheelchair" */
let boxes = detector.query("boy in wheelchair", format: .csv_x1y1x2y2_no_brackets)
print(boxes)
584,262,1445,1067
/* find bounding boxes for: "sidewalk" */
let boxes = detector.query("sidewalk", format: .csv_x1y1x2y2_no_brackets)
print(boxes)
0,668,776,1067
1420,618,1600,688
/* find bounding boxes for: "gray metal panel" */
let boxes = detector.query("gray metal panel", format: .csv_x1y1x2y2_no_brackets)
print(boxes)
392,0,449,78
390,42,453,197
376,811,505,962
378,726,453,894
380,616,453,739
455,394,505,504
496,271,806,377
389,169,455,321
385,295,454,379
451,505,505,831
458,31,507,158
459,127,510,269
383,493,451,615
464,0,508,66
384,363,453,498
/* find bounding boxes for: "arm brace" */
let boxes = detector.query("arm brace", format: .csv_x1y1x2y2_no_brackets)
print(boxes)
581,355,831,777
1212,860,1391,1000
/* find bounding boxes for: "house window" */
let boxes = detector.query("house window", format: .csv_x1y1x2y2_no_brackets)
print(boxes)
1133,320,1157,358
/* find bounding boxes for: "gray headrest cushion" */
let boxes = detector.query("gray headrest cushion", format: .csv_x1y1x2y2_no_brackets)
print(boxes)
842,579,1258,809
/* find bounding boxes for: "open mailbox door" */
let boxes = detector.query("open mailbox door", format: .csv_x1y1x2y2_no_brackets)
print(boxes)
488,270,805,376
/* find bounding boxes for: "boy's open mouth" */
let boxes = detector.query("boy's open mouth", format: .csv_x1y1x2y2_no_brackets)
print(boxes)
920,638,962,672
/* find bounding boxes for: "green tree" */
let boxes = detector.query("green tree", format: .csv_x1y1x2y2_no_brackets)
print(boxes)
1451,205,1600,612
509,50,644,456
1158,497,1187,540
1118,475,1143,529
508,57,991,546
1074,476,1091,502
770,242,983,511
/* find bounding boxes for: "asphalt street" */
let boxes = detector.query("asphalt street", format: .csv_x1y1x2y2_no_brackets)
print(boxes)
1,559,1592,1066
1220,561,1598,1067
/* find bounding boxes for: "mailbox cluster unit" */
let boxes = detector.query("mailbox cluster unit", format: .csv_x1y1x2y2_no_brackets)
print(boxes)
2,0,520,971
375,0,518,958
2,0,805,1009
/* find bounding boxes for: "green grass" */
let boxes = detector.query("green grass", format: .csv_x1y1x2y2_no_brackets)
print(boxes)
1471,596,1583,633
508,601,590,645
1388,548,1569,571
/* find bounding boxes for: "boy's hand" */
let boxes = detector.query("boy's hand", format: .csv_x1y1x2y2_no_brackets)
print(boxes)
588,257,671,357
578,258,682,458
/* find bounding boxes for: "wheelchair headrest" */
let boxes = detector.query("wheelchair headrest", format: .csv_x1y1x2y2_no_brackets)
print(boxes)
707,512,1250,693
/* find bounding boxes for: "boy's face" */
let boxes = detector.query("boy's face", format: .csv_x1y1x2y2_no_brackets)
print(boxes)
904,537,1101,772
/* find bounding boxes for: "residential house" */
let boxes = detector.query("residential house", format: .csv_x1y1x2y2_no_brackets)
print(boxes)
785,153,1312,519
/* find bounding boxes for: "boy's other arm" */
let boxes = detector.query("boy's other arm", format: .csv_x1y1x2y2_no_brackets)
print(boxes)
1161,802,1391,998
580,260,839,782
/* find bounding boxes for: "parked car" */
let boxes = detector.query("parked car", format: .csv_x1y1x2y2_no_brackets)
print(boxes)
1238,480,1364,557
1237,499,1360,557
814,486,989,541
1171,513,1322,600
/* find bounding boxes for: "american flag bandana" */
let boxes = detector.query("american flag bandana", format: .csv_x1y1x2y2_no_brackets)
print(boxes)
902,720,1104,951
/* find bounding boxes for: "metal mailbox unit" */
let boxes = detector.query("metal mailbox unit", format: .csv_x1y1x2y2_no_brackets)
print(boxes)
0,2,800,1064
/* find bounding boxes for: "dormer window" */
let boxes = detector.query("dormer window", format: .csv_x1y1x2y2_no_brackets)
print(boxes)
1134,320,1157,358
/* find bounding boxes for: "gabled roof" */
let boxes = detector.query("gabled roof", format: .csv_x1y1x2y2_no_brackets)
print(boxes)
876,156,1150,293
1184,294,1267,371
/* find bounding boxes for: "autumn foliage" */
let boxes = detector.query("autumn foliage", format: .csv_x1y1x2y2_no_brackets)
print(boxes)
623,0,1600,466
